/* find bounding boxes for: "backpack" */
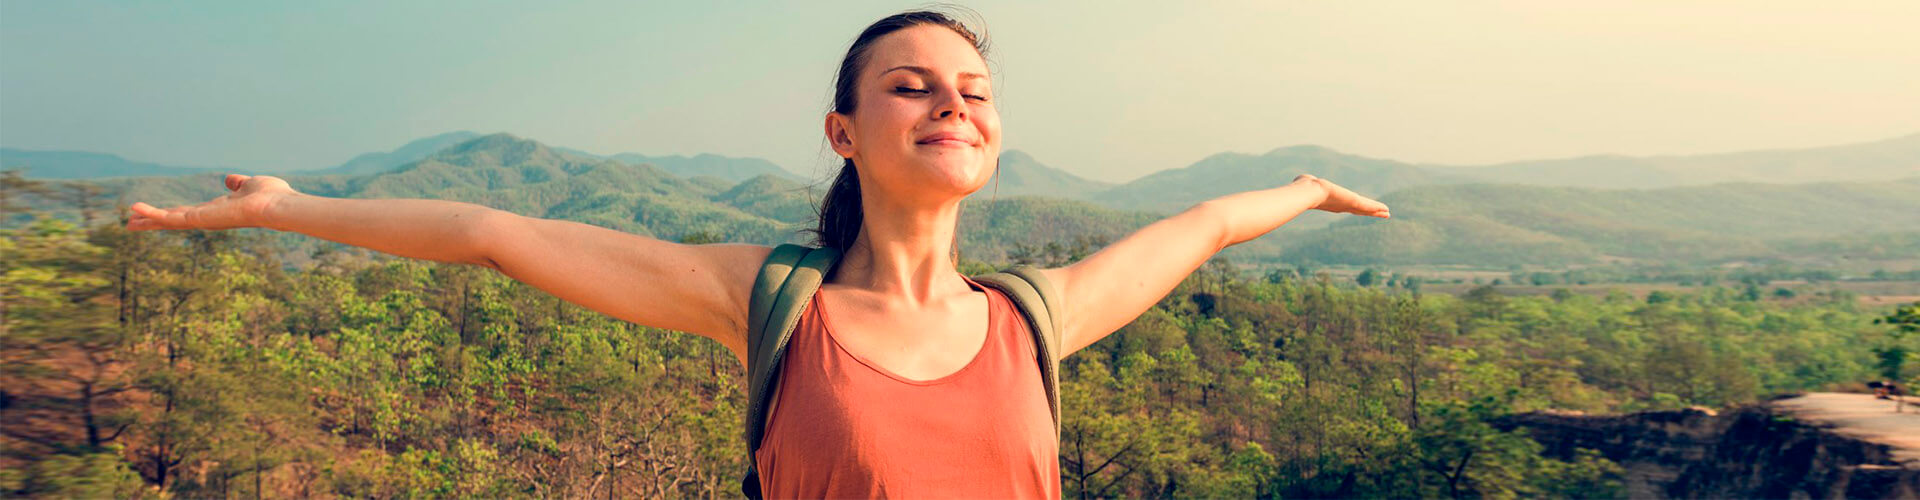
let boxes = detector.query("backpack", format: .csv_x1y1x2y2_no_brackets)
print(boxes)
738,244,1066,499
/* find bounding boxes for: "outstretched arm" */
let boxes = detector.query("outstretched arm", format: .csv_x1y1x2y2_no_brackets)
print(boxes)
128,174,498,266
1037,175,1389,358
128,174,768,365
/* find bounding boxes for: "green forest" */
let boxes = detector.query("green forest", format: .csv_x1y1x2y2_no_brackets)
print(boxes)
7,169,1917,499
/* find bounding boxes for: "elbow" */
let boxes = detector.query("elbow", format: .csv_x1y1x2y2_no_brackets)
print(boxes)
464,256,504,273
1185,200,1238,252
464,208,514,271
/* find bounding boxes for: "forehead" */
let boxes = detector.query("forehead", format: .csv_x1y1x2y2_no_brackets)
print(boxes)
863,25,989,79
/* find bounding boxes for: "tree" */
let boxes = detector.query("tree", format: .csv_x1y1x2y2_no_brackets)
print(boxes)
1873,302,1920,393
56,181,110,228
0,169,56,220
1,200,149,496
1411,394,1622,499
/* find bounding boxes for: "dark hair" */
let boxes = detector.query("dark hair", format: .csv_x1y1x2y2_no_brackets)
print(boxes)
810,10,989,251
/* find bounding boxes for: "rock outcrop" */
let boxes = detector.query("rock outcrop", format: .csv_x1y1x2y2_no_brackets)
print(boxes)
1497,393,1920,499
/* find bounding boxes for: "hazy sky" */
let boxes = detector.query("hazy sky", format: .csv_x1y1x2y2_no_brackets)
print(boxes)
4,1,1917,183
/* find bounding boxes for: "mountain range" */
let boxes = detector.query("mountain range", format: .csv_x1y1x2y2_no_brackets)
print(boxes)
0,149,228,179
9,131,1918,269
3,131,802,185
11,131,1919,200
52,133,1154,264
1435,133,1920,189
305,131,486,176
1273,178,1920,267
971,150,1113,199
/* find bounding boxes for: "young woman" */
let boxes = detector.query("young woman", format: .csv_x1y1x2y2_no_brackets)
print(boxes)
126,10,1388,498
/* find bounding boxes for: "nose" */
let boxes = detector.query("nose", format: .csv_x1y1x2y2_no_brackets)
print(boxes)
931,88,967,121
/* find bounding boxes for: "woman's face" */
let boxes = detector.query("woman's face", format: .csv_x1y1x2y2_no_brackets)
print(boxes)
828,25,1001,205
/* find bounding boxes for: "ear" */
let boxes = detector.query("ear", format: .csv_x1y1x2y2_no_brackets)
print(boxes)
825,112,856,159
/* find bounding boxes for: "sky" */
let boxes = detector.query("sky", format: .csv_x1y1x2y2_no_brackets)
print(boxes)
3,1,1917,183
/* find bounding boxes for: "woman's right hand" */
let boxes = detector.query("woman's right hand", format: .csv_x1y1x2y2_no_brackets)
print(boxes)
126,174,299,231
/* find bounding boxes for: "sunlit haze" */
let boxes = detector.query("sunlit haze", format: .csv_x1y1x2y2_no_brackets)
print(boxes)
3,1,1916,182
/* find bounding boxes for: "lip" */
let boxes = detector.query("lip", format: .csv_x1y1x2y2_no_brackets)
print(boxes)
916,131,978,147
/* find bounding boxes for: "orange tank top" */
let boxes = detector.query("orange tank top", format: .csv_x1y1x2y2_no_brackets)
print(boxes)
753,276,1061,499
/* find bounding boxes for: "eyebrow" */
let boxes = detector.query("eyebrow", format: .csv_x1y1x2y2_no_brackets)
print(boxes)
881,65,988,82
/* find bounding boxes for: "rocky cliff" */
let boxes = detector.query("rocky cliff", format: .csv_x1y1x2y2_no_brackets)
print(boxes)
1497,393,1919,499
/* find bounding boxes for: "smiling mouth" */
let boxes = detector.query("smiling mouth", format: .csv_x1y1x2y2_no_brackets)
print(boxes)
917,139,974,147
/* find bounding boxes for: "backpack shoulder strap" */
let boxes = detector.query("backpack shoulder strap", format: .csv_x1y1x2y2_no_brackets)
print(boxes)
740,243,838,499
971,265,1067,440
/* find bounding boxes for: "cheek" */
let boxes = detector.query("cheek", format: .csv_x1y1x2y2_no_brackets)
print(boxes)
873,97,923,124
976,109,1002,143
856,107,916,151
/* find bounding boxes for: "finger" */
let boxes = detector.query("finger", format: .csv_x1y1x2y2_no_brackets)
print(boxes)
161,206,197,228
225,174,250,191
130,202,164,218
130,203,186,228
126,211,167,230
130,204,189,229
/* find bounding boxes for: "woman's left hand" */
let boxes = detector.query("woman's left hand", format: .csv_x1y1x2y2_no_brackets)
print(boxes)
1295,174,1390,218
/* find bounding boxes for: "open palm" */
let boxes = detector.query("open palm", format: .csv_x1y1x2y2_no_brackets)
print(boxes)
1297,174,1390,219
126,174,296,231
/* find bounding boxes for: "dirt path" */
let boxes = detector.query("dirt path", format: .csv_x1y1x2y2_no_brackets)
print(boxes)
1771,392,1920,465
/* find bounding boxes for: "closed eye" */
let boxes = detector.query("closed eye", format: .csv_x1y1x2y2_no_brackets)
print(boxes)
894,86,989,102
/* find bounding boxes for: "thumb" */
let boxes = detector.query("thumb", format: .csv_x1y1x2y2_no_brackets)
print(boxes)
225,174,250,191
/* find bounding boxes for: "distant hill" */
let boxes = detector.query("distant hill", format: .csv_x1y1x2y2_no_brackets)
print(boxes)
1091,145,1474,235
1437,133,1920,189
605,152,798,184
1275,177,1920,266
310,132,800,184
959,196,1161,260
1095,145,1472,213
1,148,224,179
1,132,492,180
712,174,818,224
301,131,484,176
82,134,801,246
970,150,1112,199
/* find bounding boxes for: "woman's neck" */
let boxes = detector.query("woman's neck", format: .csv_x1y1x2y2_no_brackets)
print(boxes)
833,194,968,307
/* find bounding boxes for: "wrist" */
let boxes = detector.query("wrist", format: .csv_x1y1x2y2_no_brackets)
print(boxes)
259,192,301,231
1296,176,1332,209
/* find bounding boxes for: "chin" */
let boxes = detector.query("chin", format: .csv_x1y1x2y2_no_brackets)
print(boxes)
916,149,985,176
913,159,993,197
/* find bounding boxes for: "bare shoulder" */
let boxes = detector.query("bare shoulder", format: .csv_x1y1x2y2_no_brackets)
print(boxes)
696,243,778,292
477,213,776,363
